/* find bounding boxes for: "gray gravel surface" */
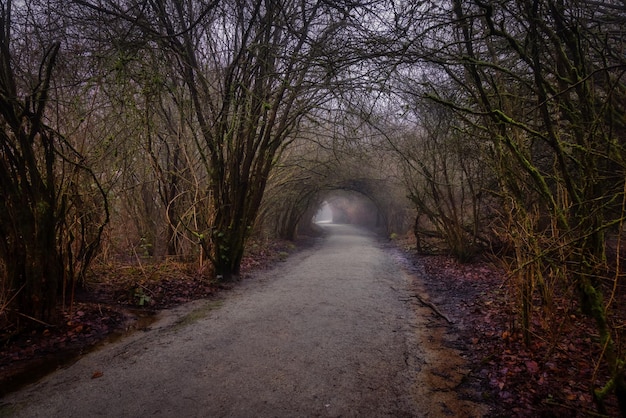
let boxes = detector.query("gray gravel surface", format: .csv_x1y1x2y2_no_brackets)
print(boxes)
1,224,487,417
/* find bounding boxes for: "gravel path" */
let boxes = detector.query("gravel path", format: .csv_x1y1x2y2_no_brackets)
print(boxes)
2,224,486,417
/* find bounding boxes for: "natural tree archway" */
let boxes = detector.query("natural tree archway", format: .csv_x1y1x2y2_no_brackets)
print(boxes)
256,130,413,242
259,178,409,242
2,1,626,413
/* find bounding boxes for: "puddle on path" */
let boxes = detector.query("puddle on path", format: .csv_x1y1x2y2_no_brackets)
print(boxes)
0,308,158,398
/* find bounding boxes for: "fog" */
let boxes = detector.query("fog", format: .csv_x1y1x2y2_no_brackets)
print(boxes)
313,193,380,229
313,201,333,223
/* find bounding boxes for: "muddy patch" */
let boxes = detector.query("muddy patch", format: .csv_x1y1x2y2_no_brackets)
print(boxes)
0,306,157,397
399,268,490,417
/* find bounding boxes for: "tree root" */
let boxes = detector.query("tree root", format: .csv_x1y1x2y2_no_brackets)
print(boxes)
410,293,453,324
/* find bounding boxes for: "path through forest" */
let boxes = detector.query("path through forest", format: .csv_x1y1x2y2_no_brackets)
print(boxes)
2,224,487,417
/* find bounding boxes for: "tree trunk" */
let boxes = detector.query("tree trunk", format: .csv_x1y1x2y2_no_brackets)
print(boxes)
211,213,247,281
2,129,63,327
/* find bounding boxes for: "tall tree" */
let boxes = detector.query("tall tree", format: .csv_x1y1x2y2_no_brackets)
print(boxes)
72,0,371,279
393,99,494,260
0,0,107,327
396,0,626,412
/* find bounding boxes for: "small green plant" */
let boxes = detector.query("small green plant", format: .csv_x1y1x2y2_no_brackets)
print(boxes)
132,287,151,306
139,237,153,257
278,251,289,261
173,301,223,329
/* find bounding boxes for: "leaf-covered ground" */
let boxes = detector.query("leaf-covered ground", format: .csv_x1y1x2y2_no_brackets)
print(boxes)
396,243,623,417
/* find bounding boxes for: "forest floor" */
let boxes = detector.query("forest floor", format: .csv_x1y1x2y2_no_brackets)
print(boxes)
0,233,622,417
391,236,623,418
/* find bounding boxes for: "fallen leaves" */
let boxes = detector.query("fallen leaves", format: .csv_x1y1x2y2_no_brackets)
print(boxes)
399,250,623,417
525,360,539,374
0,304,125,396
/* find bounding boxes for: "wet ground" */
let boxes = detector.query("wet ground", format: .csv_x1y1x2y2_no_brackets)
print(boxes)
1,224,488,417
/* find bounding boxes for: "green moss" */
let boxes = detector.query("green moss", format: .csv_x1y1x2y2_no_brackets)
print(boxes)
173,300,223,329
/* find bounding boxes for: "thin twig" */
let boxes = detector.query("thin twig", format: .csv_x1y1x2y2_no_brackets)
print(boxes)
410,293,453,324
1,283,26,312
542,398,609,418
11,310,56,328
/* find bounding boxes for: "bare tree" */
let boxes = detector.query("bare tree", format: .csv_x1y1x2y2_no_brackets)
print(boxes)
0,0,107,327
395,0,626,412
67,0,377,279
394,100,494,261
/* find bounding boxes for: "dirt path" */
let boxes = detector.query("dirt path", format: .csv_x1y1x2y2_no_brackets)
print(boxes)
2,224,488,417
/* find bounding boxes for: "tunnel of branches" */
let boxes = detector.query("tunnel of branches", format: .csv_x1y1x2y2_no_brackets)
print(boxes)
259,175,413,242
